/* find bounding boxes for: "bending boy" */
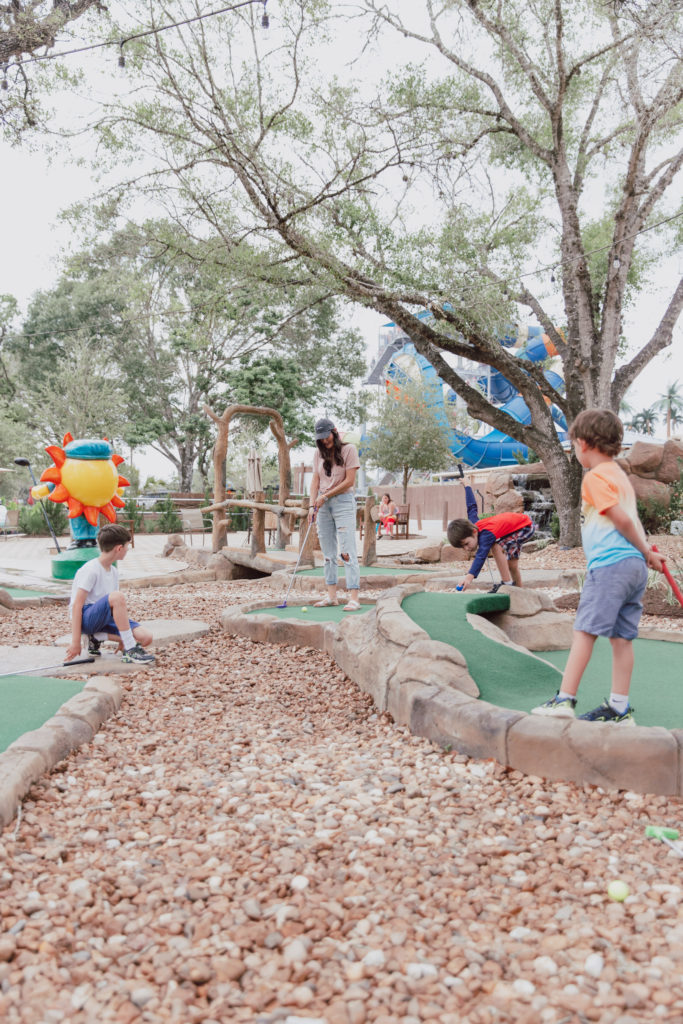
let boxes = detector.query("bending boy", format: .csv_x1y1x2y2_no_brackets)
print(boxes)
66,524,155,665
532,409,664,725
447,485,535,592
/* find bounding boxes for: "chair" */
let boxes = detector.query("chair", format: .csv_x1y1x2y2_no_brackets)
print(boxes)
181,507,211,546
246,509,278,547
0,505,10,539
391,504,410,539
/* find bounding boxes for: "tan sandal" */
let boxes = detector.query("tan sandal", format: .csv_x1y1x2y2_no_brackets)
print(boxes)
343,600,361,611
314,597,338,607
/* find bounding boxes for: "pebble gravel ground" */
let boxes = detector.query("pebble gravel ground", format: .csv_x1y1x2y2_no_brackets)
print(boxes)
1,568,683,1024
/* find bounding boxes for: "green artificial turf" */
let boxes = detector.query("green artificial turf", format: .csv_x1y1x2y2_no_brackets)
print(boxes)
539,640,683,728
402,592,683,728
0,676,85,753
246,603,371,622
3,586,58,599
296,566,434,577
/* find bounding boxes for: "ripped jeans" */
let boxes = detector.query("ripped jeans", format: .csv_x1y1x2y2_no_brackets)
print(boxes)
316,491,360,591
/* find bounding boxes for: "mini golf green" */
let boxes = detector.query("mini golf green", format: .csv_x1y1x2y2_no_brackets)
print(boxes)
297,566,434,577
402,592,682,729
247,603,371,622
0,676,85,753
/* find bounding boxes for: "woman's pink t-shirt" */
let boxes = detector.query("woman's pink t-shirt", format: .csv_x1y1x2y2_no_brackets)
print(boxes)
313,443,360,496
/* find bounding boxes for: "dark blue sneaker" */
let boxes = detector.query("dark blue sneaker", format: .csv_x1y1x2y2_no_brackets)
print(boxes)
87,635,102,657
578,700,636,726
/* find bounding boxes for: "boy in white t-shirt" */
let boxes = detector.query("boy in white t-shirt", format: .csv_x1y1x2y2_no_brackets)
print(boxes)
67,524,154,665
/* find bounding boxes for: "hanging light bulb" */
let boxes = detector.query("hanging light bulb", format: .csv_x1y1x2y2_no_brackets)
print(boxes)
261,1,269,28
1,64,8,91
613,257,621,269
118,41,126,68
550,269,556,283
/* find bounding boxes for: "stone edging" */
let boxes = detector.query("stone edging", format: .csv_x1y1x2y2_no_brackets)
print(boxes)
221,584,683,796
270,567,468,593
0,677,123,829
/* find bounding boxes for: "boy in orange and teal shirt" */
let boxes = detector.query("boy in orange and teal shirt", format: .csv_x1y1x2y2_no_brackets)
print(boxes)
532,409,665,725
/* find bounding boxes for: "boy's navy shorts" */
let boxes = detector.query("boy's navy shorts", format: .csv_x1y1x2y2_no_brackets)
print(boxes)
574,556,647,640
81,594,139,637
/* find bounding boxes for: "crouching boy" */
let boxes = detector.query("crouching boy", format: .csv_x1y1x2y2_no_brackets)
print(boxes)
447,485,535,592
66,524,155,664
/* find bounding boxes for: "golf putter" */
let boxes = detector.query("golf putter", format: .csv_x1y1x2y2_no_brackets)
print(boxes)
278,508,317,608
0,656,96,679
651,544,683,609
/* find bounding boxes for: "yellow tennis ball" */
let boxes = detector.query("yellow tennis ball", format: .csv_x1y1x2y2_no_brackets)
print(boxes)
301,606,308,612
607,880,629,902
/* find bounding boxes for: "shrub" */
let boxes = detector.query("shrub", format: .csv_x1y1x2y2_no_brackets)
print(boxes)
19,501,68,537
550,511,560,540
121,496,144,533
155,498,182,533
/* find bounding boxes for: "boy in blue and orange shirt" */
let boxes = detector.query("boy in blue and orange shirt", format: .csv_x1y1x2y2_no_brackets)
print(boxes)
447,486,535,592
532,409,665,725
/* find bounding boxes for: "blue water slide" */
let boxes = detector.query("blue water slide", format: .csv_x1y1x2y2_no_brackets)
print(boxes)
384,334,567,469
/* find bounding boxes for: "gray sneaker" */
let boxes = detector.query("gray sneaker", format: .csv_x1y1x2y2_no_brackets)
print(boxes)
122,643,155,665
531,692,577,718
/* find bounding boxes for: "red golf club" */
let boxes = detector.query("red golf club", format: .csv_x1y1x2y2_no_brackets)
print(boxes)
651,544,683,609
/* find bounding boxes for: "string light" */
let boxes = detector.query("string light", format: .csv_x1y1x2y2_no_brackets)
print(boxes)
1,63,7,91
1,0,268,78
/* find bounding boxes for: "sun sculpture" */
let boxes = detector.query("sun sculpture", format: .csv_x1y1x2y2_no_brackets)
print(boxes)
31,433,129,550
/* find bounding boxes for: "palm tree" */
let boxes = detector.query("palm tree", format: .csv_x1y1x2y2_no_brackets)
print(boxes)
631,407,659,436
654,381,683,438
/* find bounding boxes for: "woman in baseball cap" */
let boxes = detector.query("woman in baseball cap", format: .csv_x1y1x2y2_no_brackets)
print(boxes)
309,418,361,610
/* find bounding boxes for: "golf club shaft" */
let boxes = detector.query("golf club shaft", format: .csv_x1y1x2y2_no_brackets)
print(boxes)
25,463,62,554
280,514,316,606
651,544,683,608
0,657,95,679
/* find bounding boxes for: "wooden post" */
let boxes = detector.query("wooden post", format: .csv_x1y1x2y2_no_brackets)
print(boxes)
442,501,449,532
251,491,266,556
362,495,376,566
300,498,317,566
417,505,422,531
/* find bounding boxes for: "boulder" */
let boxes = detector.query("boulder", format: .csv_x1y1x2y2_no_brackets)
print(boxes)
414,542,443,563
485,471,513,500
628,441,664,476
440,544,468,563
630,475,671,509
488,609,574,650
657,439,683,484
492,489,525,514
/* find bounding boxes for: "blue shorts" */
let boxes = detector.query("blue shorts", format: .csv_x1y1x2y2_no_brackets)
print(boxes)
80,594,139,637
574,557,647,640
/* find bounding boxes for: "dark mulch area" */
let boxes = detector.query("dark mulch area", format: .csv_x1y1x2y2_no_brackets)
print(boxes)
555,588,683,619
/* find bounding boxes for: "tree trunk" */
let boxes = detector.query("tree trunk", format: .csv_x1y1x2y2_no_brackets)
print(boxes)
179,448,195,493
402,466,410,503
537,442,583,548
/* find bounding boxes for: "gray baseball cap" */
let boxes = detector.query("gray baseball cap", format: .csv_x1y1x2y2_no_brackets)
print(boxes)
314,417,336,440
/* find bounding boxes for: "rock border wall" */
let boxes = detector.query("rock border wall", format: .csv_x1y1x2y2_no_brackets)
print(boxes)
221,586,683,796
0,677,123,829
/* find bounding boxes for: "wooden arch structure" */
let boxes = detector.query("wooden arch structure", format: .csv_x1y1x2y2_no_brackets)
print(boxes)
203,403,299,553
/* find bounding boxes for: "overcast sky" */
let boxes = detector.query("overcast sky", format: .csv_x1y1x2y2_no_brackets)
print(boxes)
1,2,680,481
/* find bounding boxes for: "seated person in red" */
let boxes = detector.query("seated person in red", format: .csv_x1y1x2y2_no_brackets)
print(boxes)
447,486,535,592
377,493,398,537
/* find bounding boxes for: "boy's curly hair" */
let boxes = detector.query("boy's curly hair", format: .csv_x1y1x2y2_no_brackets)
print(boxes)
569,408,623,457
447,518,478,548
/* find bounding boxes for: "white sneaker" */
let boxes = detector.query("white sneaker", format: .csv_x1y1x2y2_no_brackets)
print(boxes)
531,693,576,717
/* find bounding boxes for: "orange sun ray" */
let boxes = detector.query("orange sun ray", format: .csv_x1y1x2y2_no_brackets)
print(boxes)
83,506,100,526
111,495,125,508
112,454,125,466
46,445,66,467
100,503,117,523
49,484,70,502
40,466,62,484
117,475,130,488
67,497,84,518
62,432,74,446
